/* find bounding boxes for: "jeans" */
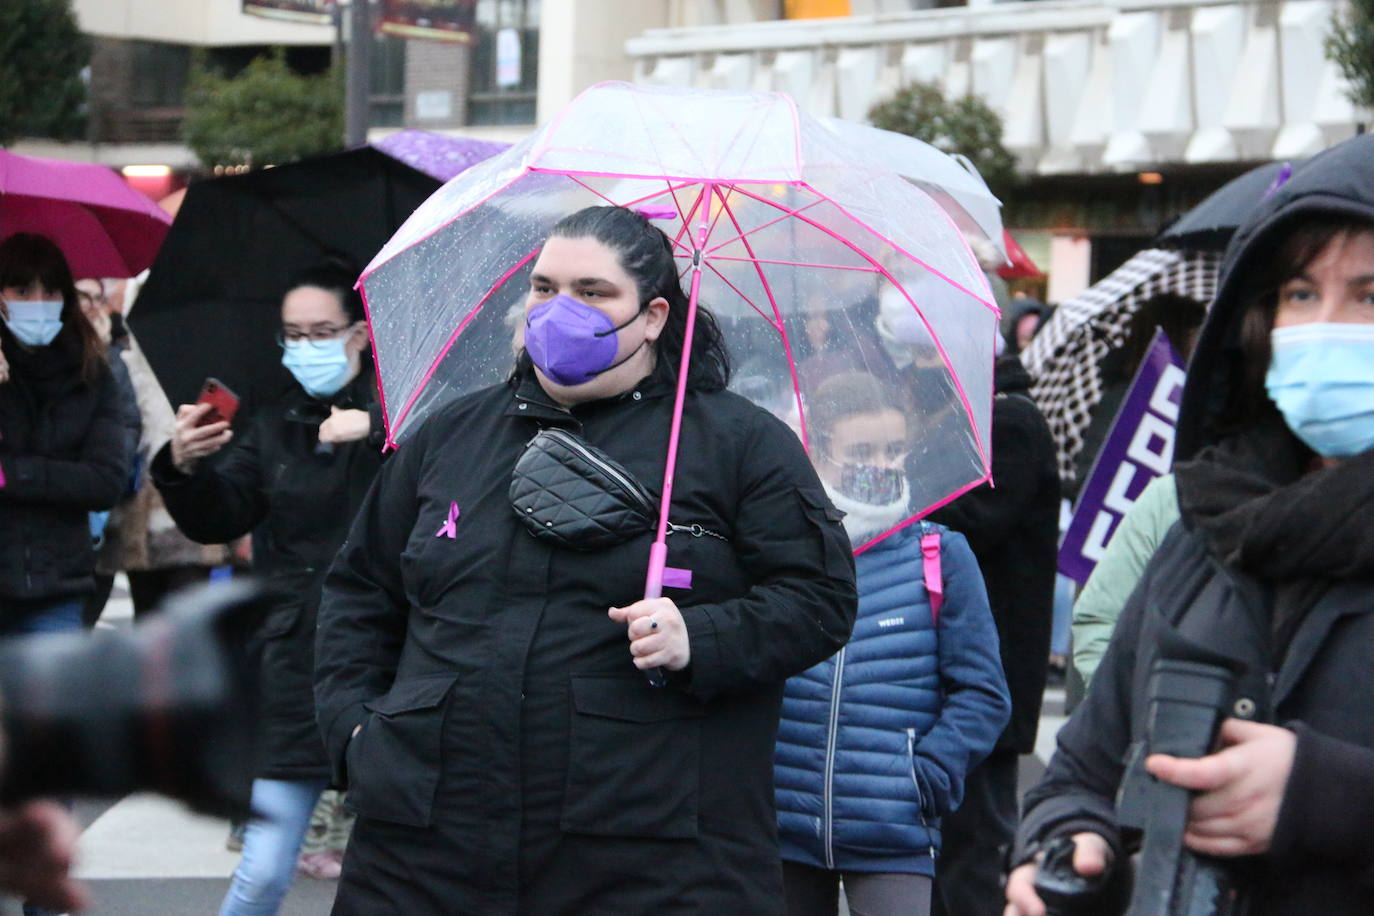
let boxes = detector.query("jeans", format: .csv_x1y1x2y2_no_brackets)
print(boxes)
0,596,84,637
219,778,327,916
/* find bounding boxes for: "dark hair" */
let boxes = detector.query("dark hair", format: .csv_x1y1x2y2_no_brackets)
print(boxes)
809,371,911,444
284,256,365,323
1107,292,1208,386
1226,215,1374,428
520,205,731,391
0,233,104,384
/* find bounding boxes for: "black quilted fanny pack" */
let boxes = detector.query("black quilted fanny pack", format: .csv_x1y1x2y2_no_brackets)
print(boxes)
509,428,656,550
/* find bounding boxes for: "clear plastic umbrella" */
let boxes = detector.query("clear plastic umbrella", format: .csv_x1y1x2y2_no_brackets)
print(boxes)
359,81,999,594
815,116,1007,261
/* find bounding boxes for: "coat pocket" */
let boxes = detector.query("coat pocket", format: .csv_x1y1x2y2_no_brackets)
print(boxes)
561,674,706,839
260,570,317,639
797,487,853,579
346,674,458,828
258,602,302,640
906,728,941,855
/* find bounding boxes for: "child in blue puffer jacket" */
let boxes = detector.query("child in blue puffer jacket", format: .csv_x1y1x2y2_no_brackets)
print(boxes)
775,371,1010,916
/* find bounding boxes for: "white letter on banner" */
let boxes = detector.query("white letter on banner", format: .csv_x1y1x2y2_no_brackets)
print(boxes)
1127,412,1175,475
1103,461,1141,516
1149,364,1186,422
1082,511,1118,562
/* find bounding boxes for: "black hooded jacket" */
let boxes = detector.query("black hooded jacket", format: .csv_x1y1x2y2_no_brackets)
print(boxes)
1014,135,1374,915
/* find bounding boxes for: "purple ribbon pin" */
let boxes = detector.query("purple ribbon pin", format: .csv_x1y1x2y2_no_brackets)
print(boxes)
435,502,460,539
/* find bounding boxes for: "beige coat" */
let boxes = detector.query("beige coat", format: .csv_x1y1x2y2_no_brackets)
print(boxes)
95,334,231,573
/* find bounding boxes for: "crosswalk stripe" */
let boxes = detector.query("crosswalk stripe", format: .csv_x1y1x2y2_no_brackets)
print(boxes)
76,794,239,880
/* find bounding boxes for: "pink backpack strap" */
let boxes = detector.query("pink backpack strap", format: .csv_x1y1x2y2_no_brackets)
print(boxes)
920,527,943,628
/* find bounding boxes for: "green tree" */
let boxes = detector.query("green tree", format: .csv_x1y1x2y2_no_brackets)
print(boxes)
867,82,1019,200
0,0,89,145
1326,0,1374,109
183,50,343,169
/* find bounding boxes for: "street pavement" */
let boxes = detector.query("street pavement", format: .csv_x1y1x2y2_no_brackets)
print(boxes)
2,576,1069,916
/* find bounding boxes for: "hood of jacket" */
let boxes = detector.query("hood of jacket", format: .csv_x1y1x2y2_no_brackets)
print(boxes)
1176,134,1374,462
993,354,1032,396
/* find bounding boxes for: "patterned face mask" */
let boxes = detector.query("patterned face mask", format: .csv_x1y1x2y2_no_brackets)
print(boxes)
835,462,906,506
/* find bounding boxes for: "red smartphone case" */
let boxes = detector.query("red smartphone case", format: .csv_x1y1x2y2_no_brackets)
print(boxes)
195,378,241,427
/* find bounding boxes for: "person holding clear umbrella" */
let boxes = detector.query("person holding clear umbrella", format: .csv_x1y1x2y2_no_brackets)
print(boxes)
314,205,858,914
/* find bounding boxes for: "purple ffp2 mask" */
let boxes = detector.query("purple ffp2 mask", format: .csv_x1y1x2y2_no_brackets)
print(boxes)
525,294,645,387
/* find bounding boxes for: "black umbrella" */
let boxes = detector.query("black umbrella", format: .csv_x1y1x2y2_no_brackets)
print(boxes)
130,147,441,409
1156,160,1300,251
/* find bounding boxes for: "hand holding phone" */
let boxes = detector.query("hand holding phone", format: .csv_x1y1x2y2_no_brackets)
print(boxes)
194,378,240,427
171,379,239,474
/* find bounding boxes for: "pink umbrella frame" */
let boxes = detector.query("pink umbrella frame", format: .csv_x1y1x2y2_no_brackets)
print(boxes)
359,174,993,607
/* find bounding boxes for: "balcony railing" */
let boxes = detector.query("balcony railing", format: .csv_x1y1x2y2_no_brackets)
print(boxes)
91,107,185,145
627,0,1368,175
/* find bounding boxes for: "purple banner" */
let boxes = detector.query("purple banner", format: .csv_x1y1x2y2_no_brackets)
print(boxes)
1058,330,1186,583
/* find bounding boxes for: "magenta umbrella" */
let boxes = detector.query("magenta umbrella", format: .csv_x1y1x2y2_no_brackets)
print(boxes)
0,150,173,278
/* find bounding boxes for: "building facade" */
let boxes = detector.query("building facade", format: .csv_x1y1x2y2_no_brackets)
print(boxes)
622,0,1367,296
17,0,334,176
20,0,1366,296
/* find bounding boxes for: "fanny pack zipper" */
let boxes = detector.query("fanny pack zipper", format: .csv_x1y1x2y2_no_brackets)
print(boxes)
537,428,655,514
534,429,730,542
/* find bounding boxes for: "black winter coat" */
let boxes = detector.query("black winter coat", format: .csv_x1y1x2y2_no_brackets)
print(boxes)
929,355,1059,754
1018,519,1374,914
1015,133,1374,914
153,372,383,781
0,324,129,606
315,372,857,915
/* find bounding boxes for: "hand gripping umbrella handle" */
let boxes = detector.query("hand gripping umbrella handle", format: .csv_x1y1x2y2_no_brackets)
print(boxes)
643,542,669,688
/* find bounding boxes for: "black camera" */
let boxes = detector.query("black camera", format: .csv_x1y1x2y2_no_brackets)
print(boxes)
1034,834,1132,916
1035,626,1243,916
0,581,267,819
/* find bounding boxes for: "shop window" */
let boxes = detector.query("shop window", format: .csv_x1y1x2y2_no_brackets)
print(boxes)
467,0,539,126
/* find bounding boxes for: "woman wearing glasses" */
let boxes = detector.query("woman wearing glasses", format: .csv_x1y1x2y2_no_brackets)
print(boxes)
152,259,384,916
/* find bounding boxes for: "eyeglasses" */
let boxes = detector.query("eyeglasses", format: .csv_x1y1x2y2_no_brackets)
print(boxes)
276,324,354,346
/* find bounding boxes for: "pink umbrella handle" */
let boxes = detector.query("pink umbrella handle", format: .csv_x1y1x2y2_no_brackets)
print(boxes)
642,184,714,687
644,542,669,600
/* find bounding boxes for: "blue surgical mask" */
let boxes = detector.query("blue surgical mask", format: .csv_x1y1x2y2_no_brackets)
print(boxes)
1265,322,1374,458
2,300,64,347
282,337,352,399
